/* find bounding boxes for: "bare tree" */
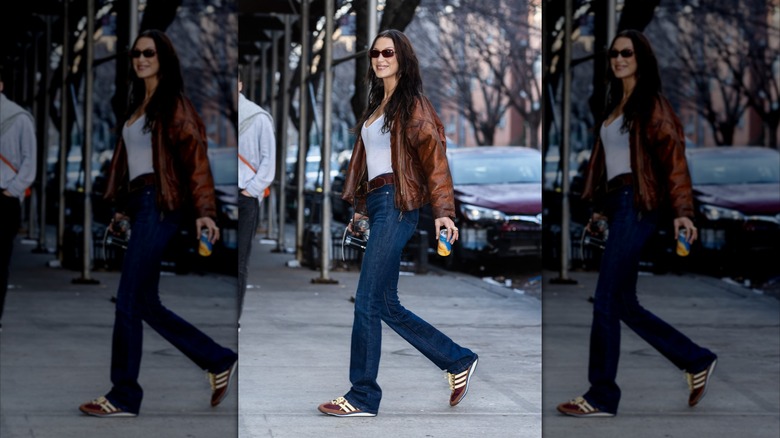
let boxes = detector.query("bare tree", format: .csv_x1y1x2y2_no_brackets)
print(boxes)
417,0,540,146
669,1,762,146
736,2,779,148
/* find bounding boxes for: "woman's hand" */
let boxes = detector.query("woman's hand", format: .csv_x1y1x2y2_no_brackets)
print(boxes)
585,212,608,235
196,216,220,244
674,216,697,244
109,212,131,235
435,216,459,244
348,213,369,236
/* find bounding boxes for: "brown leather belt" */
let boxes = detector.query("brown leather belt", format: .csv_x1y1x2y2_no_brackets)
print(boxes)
607,173,633,192
129,173,156,193
367,173,394,193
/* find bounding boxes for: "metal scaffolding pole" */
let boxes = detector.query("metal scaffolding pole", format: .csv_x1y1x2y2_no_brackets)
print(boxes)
74,0,99,284
607,0,617,45
551,0,577,285
28,35,40,240
314,0,337,284
129,0,139,45
266,30,280,241
368,0,378,43
35,15,53,253
260,46,268,107
295,0,310,265
275,16,292,253
56,0,70,265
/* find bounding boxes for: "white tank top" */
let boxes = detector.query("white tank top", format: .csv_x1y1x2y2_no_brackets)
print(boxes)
600,114,631,180
123,114,154,180
362,114,393,180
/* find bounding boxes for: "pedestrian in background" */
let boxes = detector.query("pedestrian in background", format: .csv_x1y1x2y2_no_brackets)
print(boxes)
237,65,275,322
0,70,37,331
79,29,237,417
318,29,478,418
557,29,717,418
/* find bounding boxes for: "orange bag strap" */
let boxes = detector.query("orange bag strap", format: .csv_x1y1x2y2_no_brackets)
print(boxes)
238,153,257,173
0,153,18,173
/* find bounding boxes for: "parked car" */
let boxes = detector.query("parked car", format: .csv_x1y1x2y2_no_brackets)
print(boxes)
420,146,543,269
686,146,780,278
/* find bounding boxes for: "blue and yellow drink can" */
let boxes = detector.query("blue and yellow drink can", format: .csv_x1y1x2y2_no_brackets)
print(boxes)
676,230,690,257
437,229,452,257
199,229,213,257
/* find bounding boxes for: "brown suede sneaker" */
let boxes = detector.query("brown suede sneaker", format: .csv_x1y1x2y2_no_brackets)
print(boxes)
318,397,376,417
447,356,478,406
686,358,717,407
209,360,237,407
79,396,137,418
557,396,615,417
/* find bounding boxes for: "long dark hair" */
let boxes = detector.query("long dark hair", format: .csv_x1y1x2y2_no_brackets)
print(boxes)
604,29,663,133
126,29,185,132
355,29,424,134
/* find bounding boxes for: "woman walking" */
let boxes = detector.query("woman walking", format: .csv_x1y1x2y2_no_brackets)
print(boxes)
317,29,479,417
79,30,237,417
557,30,717,417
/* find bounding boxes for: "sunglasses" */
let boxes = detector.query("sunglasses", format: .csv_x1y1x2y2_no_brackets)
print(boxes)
369,49,395,59
608,49,634,59
130,49,157,59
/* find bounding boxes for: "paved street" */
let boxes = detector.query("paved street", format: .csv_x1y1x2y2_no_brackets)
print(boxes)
0,235,239,438
542,269,780,438
238,238,542,438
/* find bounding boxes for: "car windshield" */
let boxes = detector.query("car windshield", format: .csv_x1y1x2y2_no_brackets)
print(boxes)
689,153,780,185
450,152,541,185
210,150,238,186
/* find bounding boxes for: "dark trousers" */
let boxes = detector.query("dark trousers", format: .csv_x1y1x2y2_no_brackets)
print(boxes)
0,193,22,322
584,186,716,414
106,186,237,413
237,192,260,319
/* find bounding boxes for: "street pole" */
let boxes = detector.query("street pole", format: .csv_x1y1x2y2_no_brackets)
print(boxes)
607,0,617,46
129,0,139,45
274,16,292,254
55,0,70,266
34,15,53,254
314,0,338,285
294,0,310,266
267,30,280,241
551,0,577,285
74,0,99,285
368,0,378,43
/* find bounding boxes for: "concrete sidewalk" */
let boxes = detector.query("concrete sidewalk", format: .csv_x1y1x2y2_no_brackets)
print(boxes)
0,237,239,438
238,239,542,438
542,269,780,438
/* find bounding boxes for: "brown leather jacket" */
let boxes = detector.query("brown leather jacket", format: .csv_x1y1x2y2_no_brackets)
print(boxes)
104,96,217,219
341,96,455,219
582,95,694,219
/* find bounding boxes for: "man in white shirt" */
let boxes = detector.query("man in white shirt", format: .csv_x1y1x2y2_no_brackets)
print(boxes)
237,66,275,320
0,72,37,329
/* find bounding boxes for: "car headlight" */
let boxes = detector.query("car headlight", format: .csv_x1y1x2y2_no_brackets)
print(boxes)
460,203,506,222
699,204,744,221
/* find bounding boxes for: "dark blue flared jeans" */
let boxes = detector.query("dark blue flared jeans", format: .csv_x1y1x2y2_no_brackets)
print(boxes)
344,185,477,414
106,185,237,413
584,186,716,414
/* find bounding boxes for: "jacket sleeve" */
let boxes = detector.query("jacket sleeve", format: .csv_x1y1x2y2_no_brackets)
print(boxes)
649,97,694,219
341,136,368,215
408,98,455,219
104,136,130,213
242,113,276,198
174,100,217,219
